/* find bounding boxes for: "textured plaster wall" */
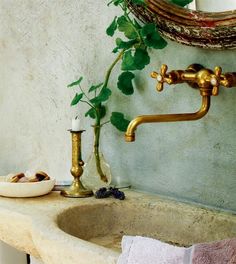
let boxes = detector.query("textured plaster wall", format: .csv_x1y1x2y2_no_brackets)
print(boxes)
0,1,236,211
196,0,236,12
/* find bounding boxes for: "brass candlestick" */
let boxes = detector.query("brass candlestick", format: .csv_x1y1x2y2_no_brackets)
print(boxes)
61,130,93,198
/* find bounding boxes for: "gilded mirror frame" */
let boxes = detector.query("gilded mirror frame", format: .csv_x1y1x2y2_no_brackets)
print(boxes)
129,0,236,49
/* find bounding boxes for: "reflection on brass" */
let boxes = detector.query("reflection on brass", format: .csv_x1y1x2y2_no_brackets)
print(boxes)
61,130,93,198
125,64,236,142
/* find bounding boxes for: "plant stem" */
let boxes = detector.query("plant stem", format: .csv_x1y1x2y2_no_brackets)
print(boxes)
93,50,124,182
93,123,108,183
81,100,95,109
79,84,91,102
101,120,111,126
103,50,124,89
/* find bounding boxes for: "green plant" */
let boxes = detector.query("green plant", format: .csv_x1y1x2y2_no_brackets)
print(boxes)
68,0,192,183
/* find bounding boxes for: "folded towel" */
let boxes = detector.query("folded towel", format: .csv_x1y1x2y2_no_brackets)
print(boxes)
192,238,236,264
117,236,236,264
117,236,188,264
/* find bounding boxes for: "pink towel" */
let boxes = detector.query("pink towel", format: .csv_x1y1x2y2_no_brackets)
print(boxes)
192,238,236,264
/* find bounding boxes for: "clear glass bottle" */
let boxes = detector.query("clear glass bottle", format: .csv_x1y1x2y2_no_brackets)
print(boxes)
82,151,112,191
81,125,112,191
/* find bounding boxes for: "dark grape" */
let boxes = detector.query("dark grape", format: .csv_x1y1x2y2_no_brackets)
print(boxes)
112,189,125,200
95,187,126,200
99,187,107,193
95,187,110,199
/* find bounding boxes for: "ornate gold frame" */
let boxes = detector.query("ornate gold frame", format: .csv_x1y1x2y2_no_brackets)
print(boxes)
129,0,236,49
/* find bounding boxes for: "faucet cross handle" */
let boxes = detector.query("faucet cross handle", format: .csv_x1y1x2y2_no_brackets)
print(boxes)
210,66,222,96
151,64,170,92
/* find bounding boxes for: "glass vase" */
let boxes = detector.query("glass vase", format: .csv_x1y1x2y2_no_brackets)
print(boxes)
81,125,112,191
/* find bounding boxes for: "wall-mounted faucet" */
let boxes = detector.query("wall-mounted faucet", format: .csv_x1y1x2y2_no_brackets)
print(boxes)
125,64,236,142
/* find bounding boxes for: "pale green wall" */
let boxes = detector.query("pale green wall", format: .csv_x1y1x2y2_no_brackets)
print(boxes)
109,41,236,212
0,1,235,212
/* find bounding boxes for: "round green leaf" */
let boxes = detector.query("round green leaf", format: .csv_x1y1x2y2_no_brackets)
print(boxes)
117,71,135,95
110,112,130,132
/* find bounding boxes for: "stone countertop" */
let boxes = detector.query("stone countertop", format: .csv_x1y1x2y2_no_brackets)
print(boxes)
0,191,76,258
0,190,138,263
0,191,120,259
0,190,235,264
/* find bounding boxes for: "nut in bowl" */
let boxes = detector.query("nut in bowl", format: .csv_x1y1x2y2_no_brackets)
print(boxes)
0,171,55,198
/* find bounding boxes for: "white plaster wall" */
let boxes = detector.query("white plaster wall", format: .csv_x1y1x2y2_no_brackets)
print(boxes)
196,0,236,12
0,1,236,212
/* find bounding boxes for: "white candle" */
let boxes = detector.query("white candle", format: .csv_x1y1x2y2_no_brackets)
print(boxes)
72,117,80,131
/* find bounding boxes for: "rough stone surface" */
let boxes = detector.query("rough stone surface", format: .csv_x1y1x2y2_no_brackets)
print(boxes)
0,190,235,264
0,1,236,211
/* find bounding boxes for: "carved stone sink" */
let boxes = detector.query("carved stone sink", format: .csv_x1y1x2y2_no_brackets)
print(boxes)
57,191,236,254
0,190,235,264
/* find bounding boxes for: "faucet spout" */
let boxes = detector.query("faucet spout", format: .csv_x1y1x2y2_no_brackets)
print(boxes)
125,63,236,142
125,96,211,142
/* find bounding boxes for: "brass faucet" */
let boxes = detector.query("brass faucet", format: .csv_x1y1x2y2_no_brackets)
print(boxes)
125,64,236,142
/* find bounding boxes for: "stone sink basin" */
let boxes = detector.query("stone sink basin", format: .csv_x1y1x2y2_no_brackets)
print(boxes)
0,190,235,264
56,191,236,263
